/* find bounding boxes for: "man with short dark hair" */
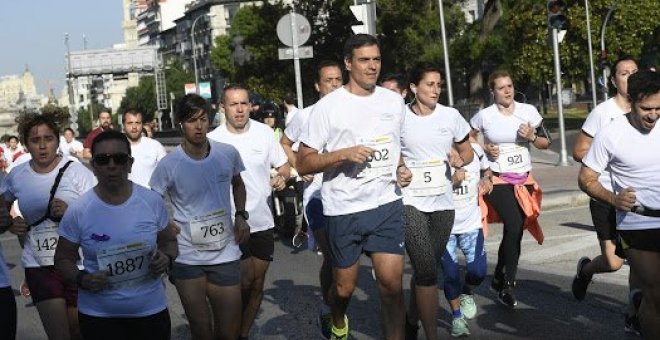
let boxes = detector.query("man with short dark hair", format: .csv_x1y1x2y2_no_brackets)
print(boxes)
122,109,166,188
297,34,408,340
381,73,408,99
83,110,113,160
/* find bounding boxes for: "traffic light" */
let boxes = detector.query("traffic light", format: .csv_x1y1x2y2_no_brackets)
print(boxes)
547,0,568,30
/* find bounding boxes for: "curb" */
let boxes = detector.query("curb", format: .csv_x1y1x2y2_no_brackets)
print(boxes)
541,191,590,211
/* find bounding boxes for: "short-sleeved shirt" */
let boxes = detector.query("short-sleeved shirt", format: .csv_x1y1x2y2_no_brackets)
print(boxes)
470,102,542,174
583,115,660,231
59,184,169,317
149,141,245,265
0,158,96,268
207,120,288,233
300,86,406,216
401,104,471,212
452,143,490,234
83,127,104,149
129,137,167,189
284,104,323,205
58,137,84,159
580,98,627,192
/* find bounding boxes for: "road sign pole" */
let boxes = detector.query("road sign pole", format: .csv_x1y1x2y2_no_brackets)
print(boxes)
552,28,569,166
290,9,304,109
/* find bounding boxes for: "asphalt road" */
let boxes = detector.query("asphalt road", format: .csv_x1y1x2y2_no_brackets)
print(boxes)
2,205,638,340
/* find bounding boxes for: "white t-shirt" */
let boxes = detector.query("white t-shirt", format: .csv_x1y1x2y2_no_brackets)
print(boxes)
580,98,627,192
0,158,96,268
583,115,660,231
470,102,542,174
58,137,84,159
149,141,244,265
128,137,167,189
452,144,490,234
284,104,323,206
208,120,288,233
59,184,168,317
301,86,406,216
285,107,299,126
401,104,471,212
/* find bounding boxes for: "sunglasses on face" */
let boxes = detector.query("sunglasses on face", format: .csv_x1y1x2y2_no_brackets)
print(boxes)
92,153,131,165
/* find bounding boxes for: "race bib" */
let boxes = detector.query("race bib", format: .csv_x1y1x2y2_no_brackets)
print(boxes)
497,144,531,173
357,135,394,178
407,159,447,197
97,241,151,290
189,209,231,251
453,172,478,209
30,222,59,266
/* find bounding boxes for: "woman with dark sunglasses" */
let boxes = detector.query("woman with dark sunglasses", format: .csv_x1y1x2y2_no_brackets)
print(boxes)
0,113,96,340
55,130,178,340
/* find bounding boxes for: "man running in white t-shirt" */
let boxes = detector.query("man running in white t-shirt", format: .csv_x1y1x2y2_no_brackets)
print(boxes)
58,128,84,160
207,84,290,339
122,110,167,188
297,34,408,340
579,70,660,339
280,59,343,327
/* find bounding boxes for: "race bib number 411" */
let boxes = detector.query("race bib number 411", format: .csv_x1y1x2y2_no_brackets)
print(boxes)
357,135,394,178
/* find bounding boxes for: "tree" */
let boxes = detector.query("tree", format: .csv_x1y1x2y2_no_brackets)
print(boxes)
164,58,195,106
117,76,157,123
40,104,70,128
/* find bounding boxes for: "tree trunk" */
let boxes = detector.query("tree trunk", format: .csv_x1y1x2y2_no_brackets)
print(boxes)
469,0,502,102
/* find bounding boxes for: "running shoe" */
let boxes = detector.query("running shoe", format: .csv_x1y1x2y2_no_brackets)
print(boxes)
497,281,517,308
571,256,592,301
318,312,333,339
459,294,477,319
624,314,641,337
330,315,349,340
451,315,470,337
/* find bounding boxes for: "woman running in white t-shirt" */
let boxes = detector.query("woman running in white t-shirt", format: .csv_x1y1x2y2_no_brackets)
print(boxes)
470,70,550,308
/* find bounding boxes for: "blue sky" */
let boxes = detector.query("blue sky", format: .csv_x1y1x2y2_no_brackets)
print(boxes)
0,1,124,95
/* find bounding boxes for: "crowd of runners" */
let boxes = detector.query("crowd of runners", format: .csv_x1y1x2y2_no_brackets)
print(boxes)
0,33,658,340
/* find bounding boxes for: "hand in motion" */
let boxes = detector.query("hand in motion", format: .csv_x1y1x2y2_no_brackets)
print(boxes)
614,187,636,211
234,218,250,244
518,122,535,142
480,177,494,194
270,175,287,191
397,165,412,188
149,250,171,275
453,168,466,184
49,198,69,220
484,143,500,158
448,150,464,168
9,216,28,237
343,145,375,164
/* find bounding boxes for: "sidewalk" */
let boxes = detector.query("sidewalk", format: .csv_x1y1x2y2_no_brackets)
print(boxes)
530,146,590,211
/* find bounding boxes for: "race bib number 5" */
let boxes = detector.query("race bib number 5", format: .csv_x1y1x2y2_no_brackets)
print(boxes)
407,159,447,197
357,135,394,178
30,222,59,266
189,209,231,251
497,144,531,173
97,241,151,290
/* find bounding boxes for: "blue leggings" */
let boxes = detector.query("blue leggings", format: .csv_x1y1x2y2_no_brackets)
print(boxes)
441,229,487,301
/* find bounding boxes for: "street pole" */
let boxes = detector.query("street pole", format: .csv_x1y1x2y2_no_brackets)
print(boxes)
65,33,77,134
552,28,568,166
584,0,597,110
437,0,454,106
191,15,206,94
290,8,304,109
600,6,615,101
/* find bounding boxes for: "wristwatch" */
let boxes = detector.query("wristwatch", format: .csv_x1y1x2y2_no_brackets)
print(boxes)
235,210,249,221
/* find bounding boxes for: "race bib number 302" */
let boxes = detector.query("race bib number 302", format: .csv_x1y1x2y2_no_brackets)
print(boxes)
30,222,59,266
189,209,231,251
407,159,447,197
357,135,394,178
497,144,531,173
97,241,151,290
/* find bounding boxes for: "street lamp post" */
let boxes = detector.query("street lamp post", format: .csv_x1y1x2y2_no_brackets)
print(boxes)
600,6,615,101
584,0,597,110
65,33,77,133
191,13,214,93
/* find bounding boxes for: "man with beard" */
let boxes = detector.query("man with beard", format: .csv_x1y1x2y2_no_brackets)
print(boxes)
83,110,113,160
121,109,167,188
